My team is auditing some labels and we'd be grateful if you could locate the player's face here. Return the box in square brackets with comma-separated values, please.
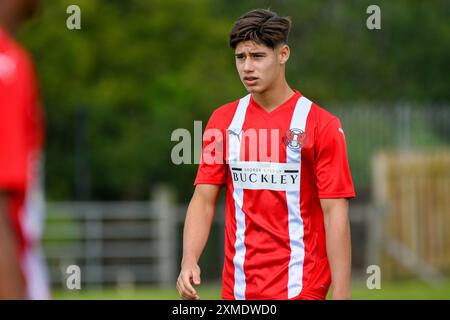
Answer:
[235, 41, 287, 94]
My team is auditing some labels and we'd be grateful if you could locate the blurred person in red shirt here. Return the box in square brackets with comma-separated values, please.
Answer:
[0, 0, 50, 299]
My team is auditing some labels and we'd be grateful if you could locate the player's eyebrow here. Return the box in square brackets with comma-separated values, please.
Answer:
[235, 51, 267, 57]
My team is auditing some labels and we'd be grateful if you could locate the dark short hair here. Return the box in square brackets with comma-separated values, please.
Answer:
[229, 9, 291, 49]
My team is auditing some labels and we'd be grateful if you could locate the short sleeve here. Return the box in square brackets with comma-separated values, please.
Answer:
[315, 117, 355, 199]
[194, 111, 228, 185]
[0, 56, 28, 191]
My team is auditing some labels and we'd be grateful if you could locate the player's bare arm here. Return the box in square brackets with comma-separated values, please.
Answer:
[0, 192, 25, 299]
[321, 198, 352, 300]
[177, 184, 222, 300]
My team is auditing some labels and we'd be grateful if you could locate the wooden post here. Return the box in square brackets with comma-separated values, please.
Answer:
[372, 149, 450, 283]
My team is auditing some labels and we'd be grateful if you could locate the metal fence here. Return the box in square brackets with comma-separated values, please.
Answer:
[332, 105, 450, 200]
[44, 187, 179, 289]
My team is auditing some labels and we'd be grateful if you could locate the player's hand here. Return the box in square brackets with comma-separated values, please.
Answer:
[176, 261, 201, 300]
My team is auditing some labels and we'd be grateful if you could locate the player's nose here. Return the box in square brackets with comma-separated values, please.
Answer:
[243, 58, 254, 72]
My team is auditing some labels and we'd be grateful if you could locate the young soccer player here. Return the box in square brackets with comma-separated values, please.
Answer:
[177, 8, 355, 300]
[0, 0, 50, 299]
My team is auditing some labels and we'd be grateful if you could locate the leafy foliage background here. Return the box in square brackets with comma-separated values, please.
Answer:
[19, 0, 450, 201]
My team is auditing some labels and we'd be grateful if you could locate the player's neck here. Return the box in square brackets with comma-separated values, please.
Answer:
[251, 79, 294, 113]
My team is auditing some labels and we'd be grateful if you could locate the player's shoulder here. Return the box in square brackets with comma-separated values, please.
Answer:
[212, 97, 242, 116]
[308, 99, 338, 123]
[207, 96, 243, 127]
[1, 30, 30, 63]
[306, 97, 340, 131]
[302, 96, 346, 144]
[0, 30, 35, 82]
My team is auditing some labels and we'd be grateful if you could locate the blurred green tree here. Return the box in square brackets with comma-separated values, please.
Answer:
[18, 0, 450, 201]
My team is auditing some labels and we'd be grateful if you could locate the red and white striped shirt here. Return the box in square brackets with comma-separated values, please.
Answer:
[195, 90, 355, 300]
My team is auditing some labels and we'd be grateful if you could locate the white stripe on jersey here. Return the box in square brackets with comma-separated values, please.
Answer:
[23, 153, 50, 299]
[286, 97, 312, 298]
[227, 94, 312, 299]
[228, 94, 250, 300]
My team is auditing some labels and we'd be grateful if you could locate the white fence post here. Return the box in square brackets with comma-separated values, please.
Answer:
[152, 185, 177, 286]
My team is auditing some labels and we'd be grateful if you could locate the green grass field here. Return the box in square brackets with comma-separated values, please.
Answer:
[53, 280, 450, 300]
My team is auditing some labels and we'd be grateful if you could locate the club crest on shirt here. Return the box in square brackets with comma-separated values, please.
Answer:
[283, 128, 306, 150]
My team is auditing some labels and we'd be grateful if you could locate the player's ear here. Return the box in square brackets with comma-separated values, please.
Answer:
[278, 44, 290, 65]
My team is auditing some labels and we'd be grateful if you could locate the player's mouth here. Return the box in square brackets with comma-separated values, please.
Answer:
[243, 76, 259, 86]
